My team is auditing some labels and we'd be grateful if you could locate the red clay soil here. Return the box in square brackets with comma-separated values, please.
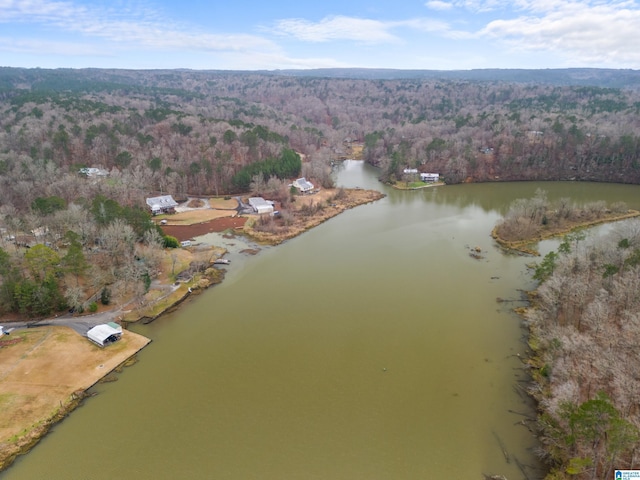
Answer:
[161, 216, 247, 241]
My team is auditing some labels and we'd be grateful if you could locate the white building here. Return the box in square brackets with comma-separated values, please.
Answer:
[146, 195, 178, 215]
[292, 178, 314, 193]
[87, 323, 122, 347]
[420, 173, 440, 182]
[79, 167, 109, 178]
[248, 197, 275, 215]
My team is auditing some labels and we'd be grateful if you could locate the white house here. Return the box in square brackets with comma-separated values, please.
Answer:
[248, 197, 275, 215]
[292, 177, 314, 193]
[87, 322, 122, 347]
[420, 173, 440, 182]
[79, 167, 109, 178]
[146, 195, 178, 215]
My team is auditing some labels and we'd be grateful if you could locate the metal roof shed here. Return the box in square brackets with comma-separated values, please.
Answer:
[87, 323, 122, 347]
[248, 197, 274, 214]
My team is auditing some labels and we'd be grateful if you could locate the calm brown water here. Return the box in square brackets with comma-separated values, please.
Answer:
[5, 162, 640, 479]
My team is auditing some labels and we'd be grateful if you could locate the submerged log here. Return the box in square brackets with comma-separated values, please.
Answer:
[492, 430, 511, 464]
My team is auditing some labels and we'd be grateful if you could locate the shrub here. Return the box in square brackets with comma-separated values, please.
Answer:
[100, 287, 111, 305]
[88, 301, 98, 313]
[163, 235, 179, 248]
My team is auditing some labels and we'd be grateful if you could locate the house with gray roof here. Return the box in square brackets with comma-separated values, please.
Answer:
[146, 195, 178, 215]
[292, 177, 314, 193]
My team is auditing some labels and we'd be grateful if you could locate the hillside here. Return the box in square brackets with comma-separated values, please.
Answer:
[1, 67, 640, 319]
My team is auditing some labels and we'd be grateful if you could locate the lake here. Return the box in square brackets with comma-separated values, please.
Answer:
[6, 161, 640, 479]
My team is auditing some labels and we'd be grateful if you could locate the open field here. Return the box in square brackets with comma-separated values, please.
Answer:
[0, 327, 150, 469]
[159, 208, 238, 226]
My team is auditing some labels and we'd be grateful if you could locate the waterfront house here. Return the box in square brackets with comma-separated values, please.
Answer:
[292, 178, 314, 193]
[420, 173, 440, 182]
[146, 195, 178, 215]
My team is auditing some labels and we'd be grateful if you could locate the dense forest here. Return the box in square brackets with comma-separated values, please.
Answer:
[494, 191, 640, 479]
[528, 220, 640, 480]
[1, 67, 640, 212]
[1, 68, 640, 478]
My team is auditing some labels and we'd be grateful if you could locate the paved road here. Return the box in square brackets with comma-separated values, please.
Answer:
[2, 309, 122, 336]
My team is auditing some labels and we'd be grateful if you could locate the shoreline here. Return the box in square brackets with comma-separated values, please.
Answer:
[390, 181, 445, 190]
[242, 188, 386, 245]
[2, 183, 638, 475]
[491, 209, 640, 255]
[0, 186, 385, 473]
[0, 328, 150, 471]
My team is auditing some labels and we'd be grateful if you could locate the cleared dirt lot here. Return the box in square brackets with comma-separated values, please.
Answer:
[0, 327, 150, 469]
[161, 216, 247, 241]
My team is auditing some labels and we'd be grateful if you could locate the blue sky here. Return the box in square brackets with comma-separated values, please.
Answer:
[1, 0, 639, 70]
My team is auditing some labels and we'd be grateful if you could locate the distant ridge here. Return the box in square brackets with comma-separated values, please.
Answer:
[1, 66, 640, 89]
[263, 68, 640, 88]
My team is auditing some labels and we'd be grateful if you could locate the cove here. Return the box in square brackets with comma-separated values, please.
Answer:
[6, 161, 640, 480]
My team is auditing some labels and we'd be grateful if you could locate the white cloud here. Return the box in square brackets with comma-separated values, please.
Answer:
[481, 2, 640, 66]
[425, 1, 454, 10]
[0, 36, 110, 56]
[272, 14, 478, 43]
[272, 15, 399, 43]
[401, 18, 476, 39]
[0, 0, 279, 54]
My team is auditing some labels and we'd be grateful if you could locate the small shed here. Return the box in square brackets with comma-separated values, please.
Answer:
[146, 195, 178, 215]
[87, 323, 122, 347]
[293, 178, 314, 193]
[248, 197, 275, 215]
[0, 326, 4, 336]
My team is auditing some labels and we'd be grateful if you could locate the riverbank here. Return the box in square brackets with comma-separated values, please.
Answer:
[243, 187, 386, 245]
[390, 181, 445, 190]
[0, 186, 385, 473]
[0, 242, 229, 472]
[491, 209, 640, 255]
[0, 327, 150, 470]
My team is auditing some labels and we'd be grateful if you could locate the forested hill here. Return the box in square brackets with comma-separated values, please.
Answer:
[267, 68, 640, 89]
[1, 66, 640, 212]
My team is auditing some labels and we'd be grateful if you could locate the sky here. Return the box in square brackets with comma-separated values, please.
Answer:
[1, 0, 639, 71]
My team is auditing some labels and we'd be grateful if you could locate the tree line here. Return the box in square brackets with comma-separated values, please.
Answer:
[2, 69, 640, 218]
[0, 194, 171, 317]
[526, 217, 640, 479]
[2, 67, 640, 322]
